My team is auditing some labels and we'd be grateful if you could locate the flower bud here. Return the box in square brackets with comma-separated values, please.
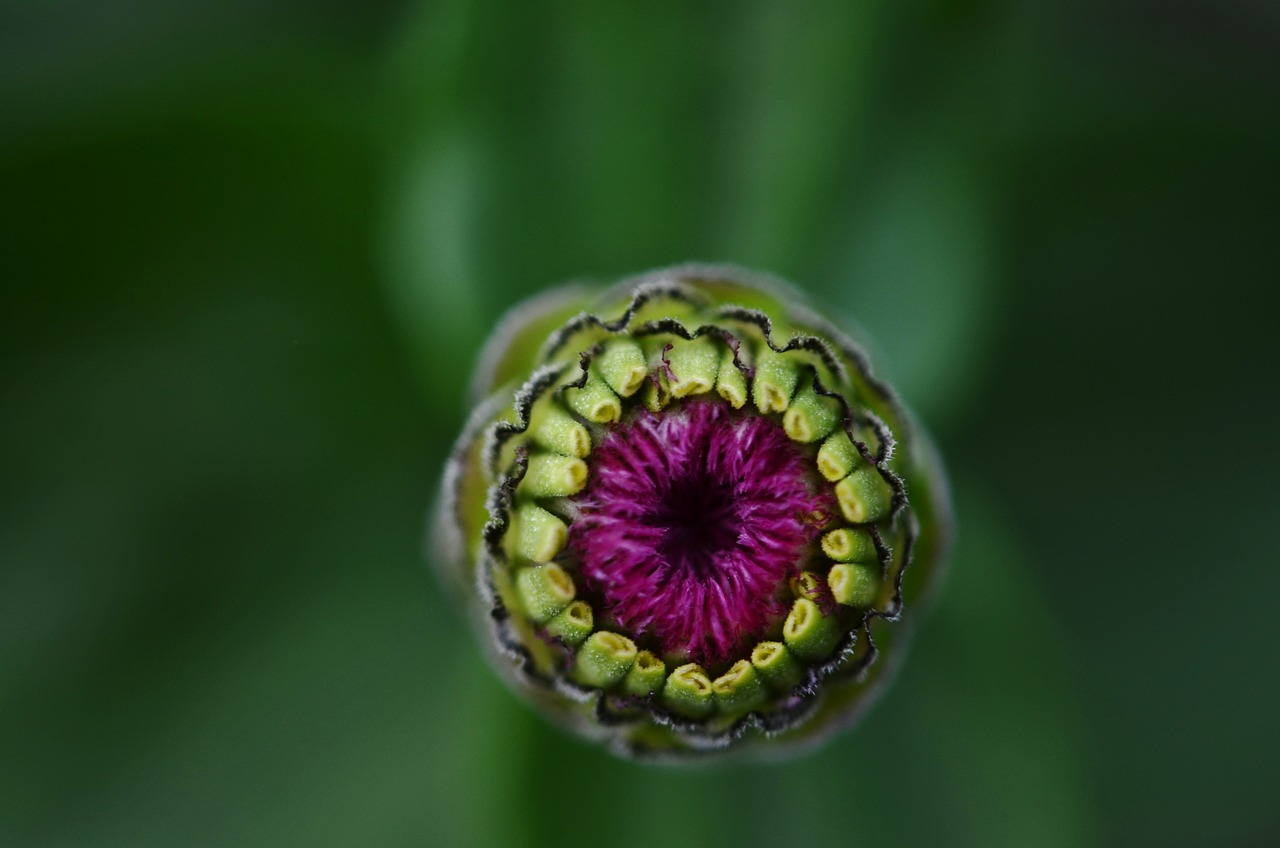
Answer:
[434, 264, 951, 760]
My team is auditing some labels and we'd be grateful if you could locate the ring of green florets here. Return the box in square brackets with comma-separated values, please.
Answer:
[478, 284, 916, 741]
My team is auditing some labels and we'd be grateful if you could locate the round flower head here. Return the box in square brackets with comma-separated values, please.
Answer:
[434, 265, 951, 760]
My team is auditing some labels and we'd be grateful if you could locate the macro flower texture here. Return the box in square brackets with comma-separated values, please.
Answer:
[435, 264, 951, 760]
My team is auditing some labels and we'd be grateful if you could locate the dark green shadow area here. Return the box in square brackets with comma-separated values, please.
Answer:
[3, 0, 1278, 846]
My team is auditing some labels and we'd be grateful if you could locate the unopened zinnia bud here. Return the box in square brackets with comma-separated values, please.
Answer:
[434, 264, 951, 760]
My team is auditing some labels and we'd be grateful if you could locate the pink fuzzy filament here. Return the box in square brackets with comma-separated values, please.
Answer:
[570, 400, 828, 665]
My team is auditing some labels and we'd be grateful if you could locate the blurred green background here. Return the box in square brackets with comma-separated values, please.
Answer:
[4, 1, 1278, 846]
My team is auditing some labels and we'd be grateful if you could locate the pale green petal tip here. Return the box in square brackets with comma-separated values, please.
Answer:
[666, 336, 721, 398]
[514, 503, 568, 563]
[621, 650, 667, 698]
[596, 338, 648, 398]
[573, 632, 637, 688]
[530, 403, 592, 458]
[751, 348, 800, 413]
[783, 380, 841, 442]
[816, 429, 861, 481]
[641, 368, 671, 412]
[835, 467, 893, 523]
[712, 660, 766, 714]
[790, 570, 825, 601]
[515, 563, 576, 624]
[661, 664, 715, 719]
[519, 453, 589, 499]
[545, 600, 593, 646]
[565, 372, 622, 424]
[783, 598, 841, 663]
[821, 527, 878, 563]
[829, 563, 878, 608]
[714, 345, 749, 409]
[750, 641, 804, 692]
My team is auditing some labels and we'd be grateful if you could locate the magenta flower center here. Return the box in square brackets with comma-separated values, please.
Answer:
[569, 400, 828, 666]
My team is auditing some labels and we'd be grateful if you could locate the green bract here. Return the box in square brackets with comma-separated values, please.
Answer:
[434, 264, 951, 761]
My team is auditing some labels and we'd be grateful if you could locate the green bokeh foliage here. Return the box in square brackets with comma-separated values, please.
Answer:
[3, 1, 1278, 846]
